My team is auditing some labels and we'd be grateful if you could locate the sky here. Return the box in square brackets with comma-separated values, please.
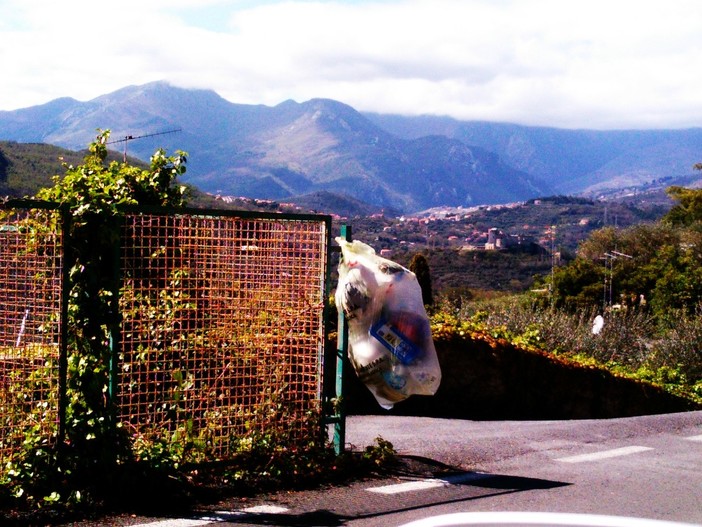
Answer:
[1, 0, 701, 130]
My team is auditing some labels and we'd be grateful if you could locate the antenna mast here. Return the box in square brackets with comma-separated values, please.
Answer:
[107, 128, 182, 162]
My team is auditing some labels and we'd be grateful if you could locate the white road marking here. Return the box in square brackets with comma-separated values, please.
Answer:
[132, 505, 291, 527]
[398, 511, 699, 527]
[129, 520, 211, 527]
[368, 479, 447, 494]
[556, 445, 653, 463]
[367, 472, 492, 495]
[240, 505, 289, 514]
[685, 434, 702, 442]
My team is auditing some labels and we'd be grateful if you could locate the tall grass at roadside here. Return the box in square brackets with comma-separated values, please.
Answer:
[434, 293, 702, 403]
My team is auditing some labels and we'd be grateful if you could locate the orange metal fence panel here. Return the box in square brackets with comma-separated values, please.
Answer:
[0, 204, 332, 469]
[0, 208, 62, 469]
[118, 212, 330, 460]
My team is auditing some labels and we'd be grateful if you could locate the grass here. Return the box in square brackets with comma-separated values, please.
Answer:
[432, 293, 702, 405]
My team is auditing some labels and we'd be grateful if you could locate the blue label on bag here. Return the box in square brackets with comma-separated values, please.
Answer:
[370, 318, 421, 365]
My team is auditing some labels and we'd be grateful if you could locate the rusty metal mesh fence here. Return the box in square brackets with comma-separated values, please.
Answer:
[118, 212, 330, 460]
[0, 207, 63, 469]
[0, 204, 332, 470]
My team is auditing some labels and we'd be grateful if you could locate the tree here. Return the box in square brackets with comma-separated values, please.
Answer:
[409, 253, 433, 306]
[548, 212, 702, 321]
[550, 257, 603, 310]
[663, 185, 702, 227]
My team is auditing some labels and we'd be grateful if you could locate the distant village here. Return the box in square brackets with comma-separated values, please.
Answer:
[358, 203, 563, 261]
[215, 194, 602, 260]
[209, 194, 636, 293]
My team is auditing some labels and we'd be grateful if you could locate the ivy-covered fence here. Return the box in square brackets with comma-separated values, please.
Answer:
[0, 204, 65, 474]
[0, 200, 336, 478]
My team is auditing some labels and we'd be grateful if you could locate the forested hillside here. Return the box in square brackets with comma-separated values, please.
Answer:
[0, 141, 234, 209]
[0, 142, 86, 197]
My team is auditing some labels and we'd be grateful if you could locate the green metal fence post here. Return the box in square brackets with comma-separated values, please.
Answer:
[334, 224, 352, 454]
[107, 218, 122, 423]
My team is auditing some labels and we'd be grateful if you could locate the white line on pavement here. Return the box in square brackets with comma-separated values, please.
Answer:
[368, 479, 446, 494]
[132, 505, 291, 527]
[555, 445, 654, 463]
[367, 472, 493, 495]
[240, 505, 289, 514]
[685, 434, 702, 442]
[129, 520, 212, 527]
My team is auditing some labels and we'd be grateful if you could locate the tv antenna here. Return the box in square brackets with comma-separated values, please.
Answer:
[601, 250, 633, 309]
[107, 128, 182, 162]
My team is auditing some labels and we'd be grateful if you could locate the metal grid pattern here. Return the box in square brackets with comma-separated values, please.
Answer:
[119, 212, 329, 460]
[0, 208, 62, 468]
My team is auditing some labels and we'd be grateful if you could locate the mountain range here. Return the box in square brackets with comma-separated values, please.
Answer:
[1, 81, 701, 213]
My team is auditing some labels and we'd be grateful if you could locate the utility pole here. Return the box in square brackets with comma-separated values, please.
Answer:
[549, 225, 556, 309]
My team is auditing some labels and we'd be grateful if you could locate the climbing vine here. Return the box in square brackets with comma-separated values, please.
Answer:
[3, 131, 188, 507]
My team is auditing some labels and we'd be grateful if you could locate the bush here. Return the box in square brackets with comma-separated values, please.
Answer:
[647, 307, 702, 383]
[437, 290, 700, 403]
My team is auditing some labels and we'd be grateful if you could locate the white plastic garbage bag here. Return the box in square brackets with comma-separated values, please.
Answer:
[335, 238, 442, 409]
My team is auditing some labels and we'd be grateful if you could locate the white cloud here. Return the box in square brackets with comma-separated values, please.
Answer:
[1, 0, 702, 129]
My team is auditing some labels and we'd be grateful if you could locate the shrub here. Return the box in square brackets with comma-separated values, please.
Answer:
[437, 289, 699, 402]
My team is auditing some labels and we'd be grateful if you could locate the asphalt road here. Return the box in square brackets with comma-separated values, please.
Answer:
[343, 411, 702, 526]
[70, 411, 702, 526]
